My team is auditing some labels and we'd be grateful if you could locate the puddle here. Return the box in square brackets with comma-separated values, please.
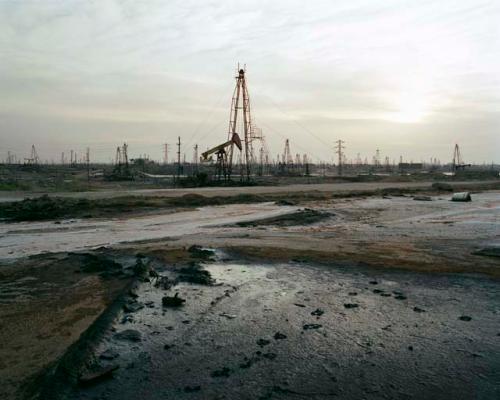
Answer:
[0, 203, 297, 260]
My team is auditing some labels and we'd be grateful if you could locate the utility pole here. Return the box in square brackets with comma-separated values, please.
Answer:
[163, 143, 168, 165]
[176, 136, 181, 180]
[335, 139, 345, 176]
[193, 144, 198, 174]
[86, 147, 90, 184]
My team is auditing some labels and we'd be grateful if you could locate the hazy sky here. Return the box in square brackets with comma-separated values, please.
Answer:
[1, 0, 499, 163]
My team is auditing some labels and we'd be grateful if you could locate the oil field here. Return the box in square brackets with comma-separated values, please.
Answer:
[1, 2, 500, 400]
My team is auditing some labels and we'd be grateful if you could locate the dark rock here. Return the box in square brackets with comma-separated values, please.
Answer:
[177, 263, 215, 285]
[348, 292, 358, 296]
[114, 329, 142, 342]
[394, 295, 407, 300]
[211, 367, 232, 378]
[413, 195, 432, 201]
[184, 386, 201, 393]
[293, 303, 306, 307]
[408, 346, 414, 351]
[413, 307, 426, 313]
[373, 289, 384, 294]
[472, 247, 500, 258]
[311, 308, 324, 316]
[263, 352, 277, 360]
[123, 301, 144, 313]
[79, 365, 119, 385]
[274, 332, 287, 340]
[369, 281, 378, 285]
[99, 349, 119, 360]
[257, 338, 271, 347]
[303, 324, 322, 330]
[344, 303, 359, 309]
[162, 293, 186, 307]
[380, 293, 391, 297]
[459, 315, 472, 321]
[188, 245, 214, 259]
[163, 344, 174, 350]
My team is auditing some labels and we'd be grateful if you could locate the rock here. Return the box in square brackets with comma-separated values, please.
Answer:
[348, 292, 358, 296]
[123, 301, 144, 313]
[114, 329, 142, 342]
[79, 365, 119, 385]
[293, 303, 306, 307]
[263, 352, 277, 360]
[188, 245, 214, 259]
[408, 346, 414, 351]
[413, 307, 426, 313]
[472, 247, 500, 258]
[394, 295, 407, 300]
[177, 263, 215, 285]
[413, 195, 432, 201]
[459, 315, 472, 321]
[162, 293, 186, 307]
[220, 312, 237, 319]
[311, 308, 324, 316]
[184, 386, 201, 393]
[276, 199, 296, 206]
[373, 289, 384, 294]
[163, 344, 174, 350]
[99, 349, 119, 360]
[303, 324, 322, 330]
[121, 315, 134, 324]
[274, 332, 287, 340]
[380, 293, 391, 297]
[344, 303, 359, 309]
[257, 338, 271, 347]
[369, 281, 378, 285]
[211, 367, 232, 378]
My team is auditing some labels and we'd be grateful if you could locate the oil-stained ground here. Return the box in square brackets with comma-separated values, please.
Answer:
[0, 186, 499, 399]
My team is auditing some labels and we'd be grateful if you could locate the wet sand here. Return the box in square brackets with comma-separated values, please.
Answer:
[71, 254, 500, 400]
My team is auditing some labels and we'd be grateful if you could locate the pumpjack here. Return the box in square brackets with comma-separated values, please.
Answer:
[201, 132, 242, 181]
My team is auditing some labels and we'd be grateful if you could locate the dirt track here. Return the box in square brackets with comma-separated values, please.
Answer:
[0, 180, 498, 202]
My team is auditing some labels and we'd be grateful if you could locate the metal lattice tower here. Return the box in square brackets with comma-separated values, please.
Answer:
[335, 139, 345, 176]
[228, 66, 260, 180]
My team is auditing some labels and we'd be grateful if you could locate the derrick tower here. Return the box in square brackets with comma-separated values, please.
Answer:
[228, 66, 261, 180]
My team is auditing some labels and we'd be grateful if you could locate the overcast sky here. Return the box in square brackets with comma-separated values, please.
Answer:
[1, 0, 499, 163]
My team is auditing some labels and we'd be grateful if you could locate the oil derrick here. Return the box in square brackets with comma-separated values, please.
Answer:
[295, 154, 301, 166]
[452, 143, 471, 172]
[24, 145, 39, 165]
[373, 149, 381, 167]
[283, 139, 293, 164]
[227, 66, 260, 180]
[303, 154, 310, 176]
[113, 143, 130, 178]
[384, 156, 391, 172]
[335, 140, 345, 176]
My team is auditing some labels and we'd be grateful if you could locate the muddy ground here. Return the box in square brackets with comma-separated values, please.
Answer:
[0, 185, 499, 399]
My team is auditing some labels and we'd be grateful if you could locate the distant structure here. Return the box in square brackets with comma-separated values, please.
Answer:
[452, 143, 471, 172]
[24, 145, 39, 165]
[335, 139, 345, 176]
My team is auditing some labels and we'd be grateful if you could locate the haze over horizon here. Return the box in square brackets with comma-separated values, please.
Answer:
[1, 0, 499, 164]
